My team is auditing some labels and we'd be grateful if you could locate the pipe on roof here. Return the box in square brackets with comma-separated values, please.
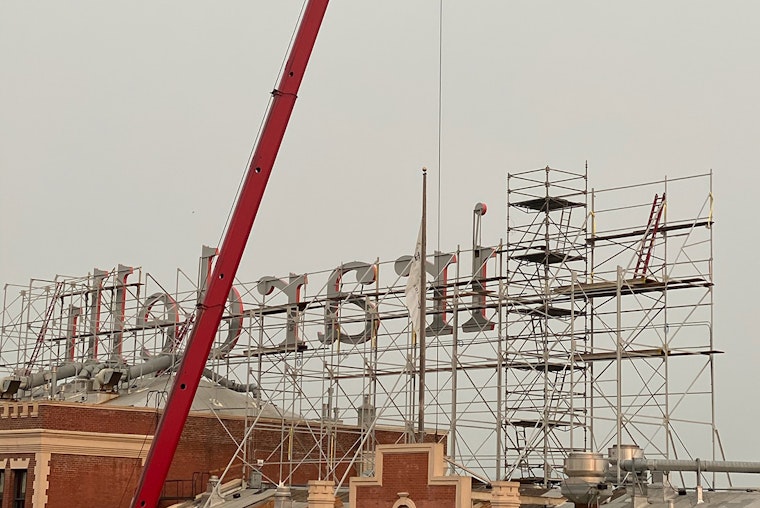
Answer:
[0, 361, 85, 397]
[0, 355, 176, 398]
[202, 368, 259, 397]
[0, 355, 258, 399]
[620, 458, 760, 474]
[126, 355, 174, 380]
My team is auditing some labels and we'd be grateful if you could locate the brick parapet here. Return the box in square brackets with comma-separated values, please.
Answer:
[350, 443, 470, 508]
[0, 401, 409, 508]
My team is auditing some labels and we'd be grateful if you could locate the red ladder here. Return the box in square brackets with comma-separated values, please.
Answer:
[24, 281, 65, 376]
[634, 193, 666, 279]
[169, 312, 195, 353]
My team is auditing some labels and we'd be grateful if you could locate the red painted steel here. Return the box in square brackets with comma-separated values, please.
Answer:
[641, 193, 666, 277]
[25, 281, 64, 375]
[130, 2, 329, 506]
[634, 193, 666, 279]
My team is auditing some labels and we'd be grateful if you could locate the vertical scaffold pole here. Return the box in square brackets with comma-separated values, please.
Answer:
[417, 168, 428, 442]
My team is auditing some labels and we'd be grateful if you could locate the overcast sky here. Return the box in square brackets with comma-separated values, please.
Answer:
[2, 1, 759, 465]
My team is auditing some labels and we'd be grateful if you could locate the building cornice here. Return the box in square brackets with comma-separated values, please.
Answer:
[0, 428, 153, 459]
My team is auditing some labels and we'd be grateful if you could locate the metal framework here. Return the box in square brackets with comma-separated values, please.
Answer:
[504, 166, 589, 483]
[586, 172, 719, 485]
[0, 169, 721, 496]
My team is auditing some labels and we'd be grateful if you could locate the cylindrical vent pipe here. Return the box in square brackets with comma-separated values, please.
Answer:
[125, 355, 173, 380]
[1, 355, 259, 399]
[0, 362, 85, 397]
[0, 355, 175, 398]
[620, 459, 760, 474]
[202, 368, 259, 397]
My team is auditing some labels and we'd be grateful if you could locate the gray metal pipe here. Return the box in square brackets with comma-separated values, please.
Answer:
[620, 458, 760, 474]
[1, 361, 84, 398]
[202, 368, 259, 397]
[18, 361, 84, 391]
[1, 355, 176, 398]
[1, 355, 257, 399]
[78, 363, 104, 379]
[126, 355, 174, 380]
[125, 357, 259, 396]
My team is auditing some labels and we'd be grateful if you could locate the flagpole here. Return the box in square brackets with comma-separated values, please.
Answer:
[418, 167, 428, 442]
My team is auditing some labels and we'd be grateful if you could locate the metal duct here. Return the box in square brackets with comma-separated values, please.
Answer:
[126, 358, 260, 397]
[126, 355, 174, 380]
[202, 368, 259, 397]
[0, 355, 176, 398]
[0, 355, 257, 398]
[78, 363, 104, 380]
[0, 362, 85, 397]
[620, 458, 760, 474]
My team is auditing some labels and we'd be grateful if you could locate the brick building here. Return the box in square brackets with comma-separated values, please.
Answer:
[350, 443, 472, 508]
[0, 401, 410, 508]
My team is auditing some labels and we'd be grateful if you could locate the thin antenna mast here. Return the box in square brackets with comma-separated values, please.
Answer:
[417, 167, 428, 442]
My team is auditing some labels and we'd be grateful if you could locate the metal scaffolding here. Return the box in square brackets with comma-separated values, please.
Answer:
[504, 166, 589, 484]
[0, 168, 720, 492]
[585, 172, 719, 484]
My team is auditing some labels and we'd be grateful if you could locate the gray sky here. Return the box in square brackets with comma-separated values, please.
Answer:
[2, 1, 759, 464]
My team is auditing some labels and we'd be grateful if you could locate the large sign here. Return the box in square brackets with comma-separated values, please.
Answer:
[57, 241, 497, 363]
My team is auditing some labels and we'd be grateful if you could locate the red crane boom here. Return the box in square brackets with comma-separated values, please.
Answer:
[131, 2, 329, 506]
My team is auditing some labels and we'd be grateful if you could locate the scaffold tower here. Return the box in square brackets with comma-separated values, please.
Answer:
[504, 166, 589, 484]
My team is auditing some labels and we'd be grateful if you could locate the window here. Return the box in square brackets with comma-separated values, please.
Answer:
[0, 469, 5, 503]
[13, 470, 26, 508]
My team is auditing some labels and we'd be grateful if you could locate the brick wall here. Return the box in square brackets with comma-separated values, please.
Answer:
[0, 402, 412, 508]
[46, 454, 142, 508]
[353, 452, 456, 508]
[0, 454, 36, 508]
[0, 402, 156, 435]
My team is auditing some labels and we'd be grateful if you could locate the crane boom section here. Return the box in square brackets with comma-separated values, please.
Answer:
[131, 2, 329, 506]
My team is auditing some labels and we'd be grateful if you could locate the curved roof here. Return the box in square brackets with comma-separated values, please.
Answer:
[101, 373, 296, 420]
